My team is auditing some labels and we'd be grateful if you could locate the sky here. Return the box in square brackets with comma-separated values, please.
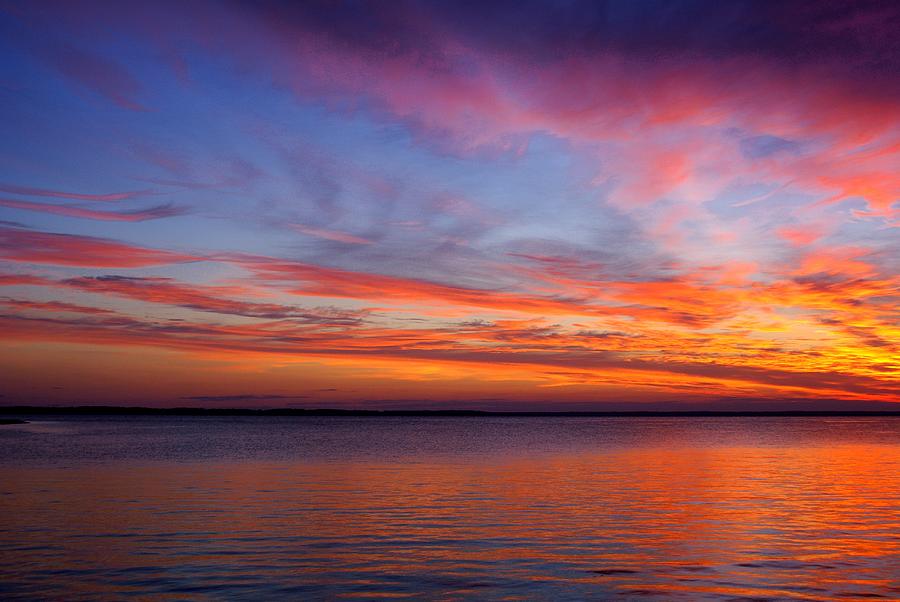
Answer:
[0, 0, 897, 409]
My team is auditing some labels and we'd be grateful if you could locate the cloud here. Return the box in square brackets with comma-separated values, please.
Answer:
[0, 198, 187, 221]
[0, 297, 115, 315]
[41, 42, 147, 111]
[776, 224, 829, 247]
[234, 255, 607, 317]
[1, 309, 897, 401]
[63, 275, 368, 324]
[180, 394, 310, 402]
[0, 226, 196, 267]
[288, 224, 373, 245]
[0, 183, 153, 201]
[0, 273, 51, 286]
[740, 135, 800, 160]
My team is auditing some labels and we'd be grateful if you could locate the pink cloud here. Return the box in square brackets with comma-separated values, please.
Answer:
[0, 198, 185, 221]
[288, 224, 372, 245]
[0, 226, 196, 267]
[0, 297, 115, 315]
[0, 183, 153, 201]
[777, 225, 829, 247]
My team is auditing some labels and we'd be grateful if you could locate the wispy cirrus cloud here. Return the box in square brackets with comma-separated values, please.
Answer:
[288, 224, 373, 245]
[41, 42, 148, 111]
[0, 198, 186, 221]
[63, 275, 367, 324]
[0, 183, 154, 201]
[0, 226, 196, 267]
[0, 297, 115, 315]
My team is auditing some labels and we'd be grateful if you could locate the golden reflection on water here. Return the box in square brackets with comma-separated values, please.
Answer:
[1, 420, 899, 599]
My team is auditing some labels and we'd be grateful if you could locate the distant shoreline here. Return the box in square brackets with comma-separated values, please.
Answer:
[1, 406, 899, 418]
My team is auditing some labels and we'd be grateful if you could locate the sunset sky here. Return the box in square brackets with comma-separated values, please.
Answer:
[0, 1, 897, 409]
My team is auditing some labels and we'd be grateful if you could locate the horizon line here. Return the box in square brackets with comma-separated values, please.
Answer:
[3, 405, 900, 418]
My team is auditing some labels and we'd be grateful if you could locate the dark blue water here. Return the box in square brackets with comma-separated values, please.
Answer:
[1, 416, 899, 599]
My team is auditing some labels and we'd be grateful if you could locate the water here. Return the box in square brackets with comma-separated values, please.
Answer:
[1, 416, 898, 600]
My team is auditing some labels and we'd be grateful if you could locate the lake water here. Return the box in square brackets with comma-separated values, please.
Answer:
[1, 416, 898, 600]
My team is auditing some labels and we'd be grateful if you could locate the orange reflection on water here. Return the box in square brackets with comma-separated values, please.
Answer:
[1, 421, 899, 599]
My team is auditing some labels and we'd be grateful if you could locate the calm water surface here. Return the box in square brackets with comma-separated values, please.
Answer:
[0, 416, 898, 600]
